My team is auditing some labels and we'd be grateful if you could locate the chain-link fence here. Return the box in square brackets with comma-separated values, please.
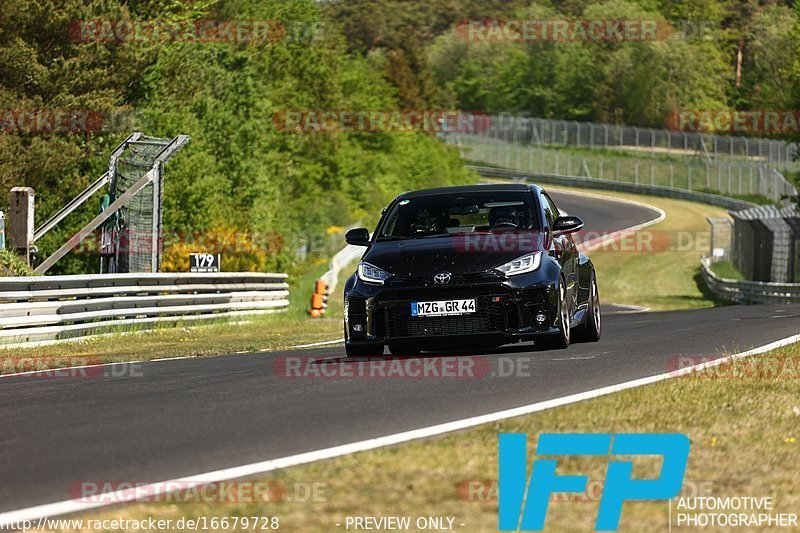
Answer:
[707, 218, 733, 261]
[102, 135, 188, 273]
[730, 205, 800, 283]
[445, 117, 798, 205]
[109, 138, 161, 272]
[465, 115, 798, 170]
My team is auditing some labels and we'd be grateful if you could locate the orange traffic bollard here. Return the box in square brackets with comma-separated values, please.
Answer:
[309, 278, 329, 317]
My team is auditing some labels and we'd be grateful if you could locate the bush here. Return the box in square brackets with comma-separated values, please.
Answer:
[0, 249, 35, 276]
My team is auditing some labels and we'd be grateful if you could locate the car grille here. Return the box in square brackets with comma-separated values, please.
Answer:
[386, 271, 502, 287]
[383, 297, 506, 338]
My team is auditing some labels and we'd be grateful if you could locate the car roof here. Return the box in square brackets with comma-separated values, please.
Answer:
[397, 183, 543, 199]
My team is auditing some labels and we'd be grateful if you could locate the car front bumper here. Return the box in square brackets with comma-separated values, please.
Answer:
[344, 272, 560, 346]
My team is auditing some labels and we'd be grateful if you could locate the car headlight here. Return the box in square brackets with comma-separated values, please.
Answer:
[495, 252, 542, 276]
[358, 261, 392, 285]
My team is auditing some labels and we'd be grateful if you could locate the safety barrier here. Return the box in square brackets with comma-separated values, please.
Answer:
[701, 257, 800, 304]
[0, 272, 289, 346]
[309, 238, 366, 317]
[470, 166, 757, 211]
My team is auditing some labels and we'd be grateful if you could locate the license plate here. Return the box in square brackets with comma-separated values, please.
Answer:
[411, 299, 476, 317]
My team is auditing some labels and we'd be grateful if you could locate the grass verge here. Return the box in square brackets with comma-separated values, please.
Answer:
[708, 260, 745, 280]
[460, 140, 778, 205]
[48, 342, 800, 532]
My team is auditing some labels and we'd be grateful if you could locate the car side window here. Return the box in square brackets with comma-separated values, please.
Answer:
[540, 193, 557, 228]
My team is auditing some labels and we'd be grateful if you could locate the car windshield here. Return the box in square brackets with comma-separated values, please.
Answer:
[377, 191, 540, 240]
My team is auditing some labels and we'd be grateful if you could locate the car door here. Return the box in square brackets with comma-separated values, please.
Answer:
[541, 192, 578, 311]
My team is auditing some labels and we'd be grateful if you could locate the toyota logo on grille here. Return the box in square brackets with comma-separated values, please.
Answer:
[433, 272, 452, 284]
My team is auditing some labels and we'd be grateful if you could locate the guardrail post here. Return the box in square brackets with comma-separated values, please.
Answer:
[8, 187, 35, 265]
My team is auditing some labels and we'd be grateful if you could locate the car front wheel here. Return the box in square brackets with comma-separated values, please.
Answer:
[574, 274, 601, 342]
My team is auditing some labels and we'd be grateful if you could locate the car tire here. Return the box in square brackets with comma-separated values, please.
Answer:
[388, 343, 422, 356]
[574, 274, 601, 343]
[345, 343, 384, 357]
[536, 279, 570, 350]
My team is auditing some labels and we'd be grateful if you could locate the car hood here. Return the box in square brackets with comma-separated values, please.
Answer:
[362, 233, 545, 277]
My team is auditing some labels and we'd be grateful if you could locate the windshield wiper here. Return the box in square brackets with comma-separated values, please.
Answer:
[376, 236, 413, 241]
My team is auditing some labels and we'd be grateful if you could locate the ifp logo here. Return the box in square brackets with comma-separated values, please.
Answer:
[498, 433, 690, 531]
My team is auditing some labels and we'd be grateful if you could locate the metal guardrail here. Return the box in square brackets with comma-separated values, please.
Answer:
[320, 244, 364, 292]
[0, 272, 289, 346]
[470, 166, 758, 211]
[701, 257, 800, 304]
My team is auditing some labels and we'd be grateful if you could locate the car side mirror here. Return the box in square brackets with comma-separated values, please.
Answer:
[552, 216, 584, 235]
[345, 228, 371, 246]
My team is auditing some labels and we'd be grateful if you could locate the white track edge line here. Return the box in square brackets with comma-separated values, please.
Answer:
[2, 332, 798, 526]
[291, 339, 346, 348]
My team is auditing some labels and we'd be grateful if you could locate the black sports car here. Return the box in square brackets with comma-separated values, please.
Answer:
[342, 183, 601, 356]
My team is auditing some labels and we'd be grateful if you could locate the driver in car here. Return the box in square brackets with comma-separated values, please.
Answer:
[488, 205, 523, 229]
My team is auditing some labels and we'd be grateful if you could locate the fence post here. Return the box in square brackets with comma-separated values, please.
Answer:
[512, 117, 518, 169]
[738, 166, 742, 194]
[588, 123, 593, 149]
[713, 136, 718, 164]
[8, 187, 35, 266]
[650, 128, 656, 158]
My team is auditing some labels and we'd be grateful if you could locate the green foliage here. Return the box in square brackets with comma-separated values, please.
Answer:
[3, 0, 800, 273]
[0, 0, 473, 274]
[425, 0, 733, 124]
[0, 248, 34, 276]
[709, 260, 744, 280]
[328, 0, 798, 130]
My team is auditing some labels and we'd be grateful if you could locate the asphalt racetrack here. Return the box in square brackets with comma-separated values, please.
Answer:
[2, 190, 798, 517]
